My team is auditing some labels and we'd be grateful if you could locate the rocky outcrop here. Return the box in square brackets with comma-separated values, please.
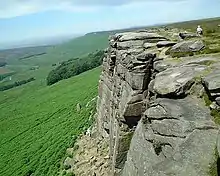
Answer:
[202, 70, 220, 98]
[96, 29, 220, 176]
[123, 98, 218, 176]
[170, 40, 205, 53]
[97, 31, 163, 174]
[179, 32, 200, 39]
[153, 65, 206, 96]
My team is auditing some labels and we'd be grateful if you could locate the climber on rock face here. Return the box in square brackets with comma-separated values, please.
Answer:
[197, 25, 203, 35]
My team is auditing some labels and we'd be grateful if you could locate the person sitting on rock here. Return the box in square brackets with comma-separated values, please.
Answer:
[197, 25, 203, 35]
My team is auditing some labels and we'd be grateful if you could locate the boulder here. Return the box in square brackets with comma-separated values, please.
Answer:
[135, 52, 156, 62]
[143, 42, 156, 49]
[122, 98, 218, 176]
[64, 157, 74, 169]
[189, 40, 205, 51]
[181, 56, 218, 66]
[153, 61, 171, 72]
[179, 32, 200, 39]
[170, 40, 205, 53]
[153, 65, 206, 96]
[117, 40, 144, 50]
[116, 32, 166, 42]
[66, 148, 74, 156]
[156, 41, 177, 48]
[202, 69, 220, 97]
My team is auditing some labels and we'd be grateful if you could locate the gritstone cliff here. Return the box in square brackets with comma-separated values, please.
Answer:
[96, 29, 220, 176]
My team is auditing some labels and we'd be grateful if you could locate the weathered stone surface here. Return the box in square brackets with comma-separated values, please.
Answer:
[96, 30, 219, 176]
[122, 98, 218, 176]
[202, 69, 220, 97]
[153, 65, 206, 96]
[154, 129, 218, 176]
[179, 32, 200, 39]
[181, 56, 218, 66]
[64, 157, 74, 168]
[125, 71, 150, 90]
[135, 52, 156, 62]
[66, 148, 74, 156]
[143, 42, 156, 49]
[116, 32, 166, 42]
[117, 40, 144, 50]
[157, 41, 177, 48]
[216, 97, 220, 106]
[189, 40, 205, 51]
[124, 101, 143, 117]
[153, 61, 171, 72]
[170, 40, 205, 53]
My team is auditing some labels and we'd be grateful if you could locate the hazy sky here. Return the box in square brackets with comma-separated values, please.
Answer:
[0, 0, 220, 44]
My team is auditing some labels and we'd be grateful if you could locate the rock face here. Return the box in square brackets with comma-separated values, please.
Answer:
[179, 32, 200, 39]
[202, 70, 220, 97]
[153, 65, 206, 96]
[157, 41, 177, 48]
[96, 29, 220, 176]
[170, 40, 205, 53]
[122, 98, 218, 176]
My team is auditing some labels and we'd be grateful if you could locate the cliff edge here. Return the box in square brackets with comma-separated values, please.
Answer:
[96, 29, 220, 176]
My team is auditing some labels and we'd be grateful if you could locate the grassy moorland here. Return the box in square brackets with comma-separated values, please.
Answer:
[0, 32, 108, 176]
[0, 67, 100, 176]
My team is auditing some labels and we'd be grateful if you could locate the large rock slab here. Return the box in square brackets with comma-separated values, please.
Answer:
[154, 128, 218, 176]
[202, 69, 220, 97]
[153, 65, 206, 96]
[170, 40, 205, 53]
[122, 97, 218, 176]
[157, 41, 177, 48]
[181, 56, 218, 66]
[153, 60, 172, 72]
[116, 32, 166, 42]
[179, 32, 200, 39]
[143, 42, 156, 49]
[117, 40, 144, 50]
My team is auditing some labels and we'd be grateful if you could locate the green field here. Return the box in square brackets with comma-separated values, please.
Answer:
[0, 33, 108, 85]
[1, 17, 220, 176]
[0, 32, 107, 176]
[0, 67, 101, 176]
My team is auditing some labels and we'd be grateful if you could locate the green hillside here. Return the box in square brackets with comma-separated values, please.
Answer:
[0, 33, 108, 85]
[1, 16, 220, 176]
[0, 67, 101, 176]
[0, 32, 108, 176]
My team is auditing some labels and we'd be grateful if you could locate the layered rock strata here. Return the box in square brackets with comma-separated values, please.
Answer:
[96, 30, 220, 176]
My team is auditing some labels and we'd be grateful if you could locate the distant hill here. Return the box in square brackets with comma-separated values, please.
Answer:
[0, 46, 52, 61]
[0, 34, 81, 50]
[0, 31, 109, 86]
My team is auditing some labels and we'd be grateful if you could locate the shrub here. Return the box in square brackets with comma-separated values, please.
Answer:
[0, 77, 35, 91]
[47, 50, 104, 85]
